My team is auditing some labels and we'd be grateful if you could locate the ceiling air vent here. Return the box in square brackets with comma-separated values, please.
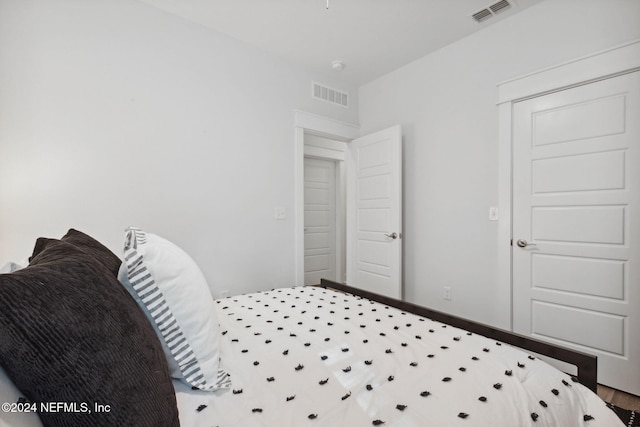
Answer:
[472, 0, 513, 23]
[312, 81, 349, 108]
[490, 0, 512, 13]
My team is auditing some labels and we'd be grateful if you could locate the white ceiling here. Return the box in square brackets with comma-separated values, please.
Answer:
[137, 0, 544, 86]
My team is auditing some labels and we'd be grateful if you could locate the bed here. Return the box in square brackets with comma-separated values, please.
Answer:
[0, 228, 625, 426]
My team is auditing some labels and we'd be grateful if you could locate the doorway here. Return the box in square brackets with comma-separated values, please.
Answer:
[294, 111, 403, 297]
[303, 134, 347, 285]
[294, 110, 359, 286]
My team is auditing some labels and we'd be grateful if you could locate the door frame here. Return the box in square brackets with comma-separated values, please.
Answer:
[294, 110, 360, 286]
[497, 39, 640, 330]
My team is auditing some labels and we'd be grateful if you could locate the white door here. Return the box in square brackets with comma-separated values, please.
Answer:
[512, 71, 640, 395]
[347, 125, 402, 299]
[304, 157, 337, 285]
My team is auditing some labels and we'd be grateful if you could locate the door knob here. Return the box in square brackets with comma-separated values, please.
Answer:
[516, 239, 536, 248]
[384, 232, 398, 239]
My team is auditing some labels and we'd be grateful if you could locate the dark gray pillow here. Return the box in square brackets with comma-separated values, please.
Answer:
[0, 238, 180, 427]
[30, 229, 122, 277]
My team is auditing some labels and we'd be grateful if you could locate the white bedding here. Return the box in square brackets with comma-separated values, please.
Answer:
[188, 286, 622, 426]
[0, 286, 624, 426]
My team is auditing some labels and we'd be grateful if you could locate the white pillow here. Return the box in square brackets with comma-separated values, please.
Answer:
[0, 259, 28, 274]
[118, 227, 230, 391]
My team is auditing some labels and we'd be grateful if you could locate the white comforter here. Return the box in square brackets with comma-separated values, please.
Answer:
[180, 286, 623, 427]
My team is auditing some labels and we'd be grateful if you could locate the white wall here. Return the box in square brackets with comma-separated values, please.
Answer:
[0, 0, 358, 297]
[359, 0, 640, 328]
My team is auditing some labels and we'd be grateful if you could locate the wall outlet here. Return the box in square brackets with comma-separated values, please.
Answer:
[275, 207, 286, 220]
[443, 286, 452, 301]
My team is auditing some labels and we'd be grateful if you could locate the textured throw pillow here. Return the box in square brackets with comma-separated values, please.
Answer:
[29, 229, 122, 277]
[62, 228, 122, 276]
[0, 238, 180, 427]
[118, 227, 231, 391]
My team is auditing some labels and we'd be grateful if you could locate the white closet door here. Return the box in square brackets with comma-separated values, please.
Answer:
[512, 71, 640, 395]
[304, 157, 337, 285]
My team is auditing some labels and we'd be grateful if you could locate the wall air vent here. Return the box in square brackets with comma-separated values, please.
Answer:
[312, 81, 349, 108]
[472, 0, 513, 23]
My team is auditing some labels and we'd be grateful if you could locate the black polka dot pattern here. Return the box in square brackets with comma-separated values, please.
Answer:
[183, 287, 623, 426]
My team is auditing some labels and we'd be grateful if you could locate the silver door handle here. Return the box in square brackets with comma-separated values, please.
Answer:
[516, 239, 536, 248]
[384, 232, 398, 239]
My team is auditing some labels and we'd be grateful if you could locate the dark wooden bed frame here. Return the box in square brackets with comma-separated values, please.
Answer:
[318, 279, 598, 393]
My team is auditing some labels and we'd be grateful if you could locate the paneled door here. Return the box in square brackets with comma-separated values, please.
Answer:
[347, 125, 402, 299]
[304, 157, 337, 285]
[512, 71, 640, 394]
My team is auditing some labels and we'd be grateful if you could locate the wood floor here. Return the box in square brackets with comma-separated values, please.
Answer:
[598, 384, 640, 412]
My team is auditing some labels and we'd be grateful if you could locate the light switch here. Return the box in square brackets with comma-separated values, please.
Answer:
[489, 206, 499, 221]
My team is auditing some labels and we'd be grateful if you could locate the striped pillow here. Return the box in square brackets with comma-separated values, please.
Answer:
[118, 227, 231, 391]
